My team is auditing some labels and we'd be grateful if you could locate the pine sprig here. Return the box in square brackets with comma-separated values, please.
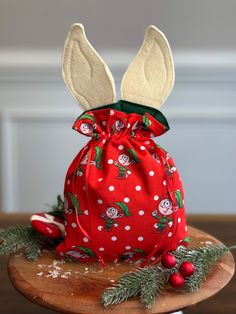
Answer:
[0, 225, 41, 260]
[0, 195, 65, 261]
[102, 243, 231, 309]
[0, 225, 56, 261]
[139, 268, 167, 308]
[46, 195, 65, 220]
[174, 244, 229, 292]
[102, 265, 168, 308]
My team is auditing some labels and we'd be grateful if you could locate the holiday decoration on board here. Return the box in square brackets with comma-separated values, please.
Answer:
[0, 23, 235, 311]
[102, 244, 236, 308]
[0, 196, 64, 260]
[49, 23, 189, 265]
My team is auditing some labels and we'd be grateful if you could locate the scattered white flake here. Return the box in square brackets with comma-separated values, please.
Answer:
[150, 133, 155, 138]
[168, 221, 173, 227]
[83, 271, 89, 274]
[54, 266, 62, 270]
[138, 236, 144, 241]
[46, 270, 61, 278]
[114, 223, 118, 227]
[135, 185, 141, 191]
[110, 279, 115, 283]
[201, 240, 213, 245]
[127, 123, 131, 128]
[185, 226, 188, 232]
[71, 223, 77, 228]
[145, 140, 151, 144]
[82, 185, 86, 191]
[168, 232, 172, 237]
[125, 225, 131, 231]
[98, 177, 103, 182]
[107, 159, 113, 164]
[124, 197, 130, 203]
[98, 225, 103, 231]
[154, 195, 159, 201]
[154, 223, 158, 228]
[149, 171, 155, 176]
[110, 110, 114, 115]
[111, 236, 117, 241]
[99, 247, 105, 251]
[140, 146, 146, 150]
[102, 121, 107, 126]
[84, 209, 89, 215]
[85, 267, 89, 271]
[97, 199, 103, 204]
[16, 252, 23, 256]
[83, 237, 89, 243]
[70, 292, 74, 296]
[36, 271, 43, 276]
[163, 180, 167, 186]
[178, 217, 181, 223]
[150, 257, 156, 261]
[109, 186, 115, 191]
[138, 210, 144, 215]
[102, 139, 106, 144]
[125, 246, 131, 250]
[118, 145, 124, 150]
[61, 274, 69, 279]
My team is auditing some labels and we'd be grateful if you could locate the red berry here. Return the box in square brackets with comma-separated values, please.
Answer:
[169, 272, 185, 288]
[179, 261, 195, 277]
[161, 253, 177, 269]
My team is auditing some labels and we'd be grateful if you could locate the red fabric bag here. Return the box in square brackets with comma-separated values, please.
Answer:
[56, 101, 188, 265]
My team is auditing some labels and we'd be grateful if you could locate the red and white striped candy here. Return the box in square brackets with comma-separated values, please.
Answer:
[31, 212, 65, 239]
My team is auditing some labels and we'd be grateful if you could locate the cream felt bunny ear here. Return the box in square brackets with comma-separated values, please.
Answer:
[62, 23, 116, 111]
[121, 25, 175, 109]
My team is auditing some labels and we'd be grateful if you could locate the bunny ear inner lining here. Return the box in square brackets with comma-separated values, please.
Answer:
[120, 25, 175, 109]
[62, 23, 116, 111]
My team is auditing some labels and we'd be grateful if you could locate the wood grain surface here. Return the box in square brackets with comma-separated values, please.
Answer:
[7, 226, 235, 314]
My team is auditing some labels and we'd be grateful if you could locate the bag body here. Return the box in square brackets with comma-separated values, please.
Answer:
[56, 101, 188, 263]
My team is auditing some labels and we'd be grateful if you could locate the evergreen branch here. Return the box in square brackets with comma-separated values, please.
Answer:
[102, 269, 142, 305]
[102, 266, 168, 308]
[102, 243, 231, 309]
[139, 267, 167, 308]
[46, 195, 65, 219]
[173, 244, 229, 292]
[0, 225, 56, 261]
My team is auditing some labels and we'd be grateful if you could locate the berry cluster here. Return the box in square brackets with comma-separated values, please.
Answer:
[161, 252, 195, 288]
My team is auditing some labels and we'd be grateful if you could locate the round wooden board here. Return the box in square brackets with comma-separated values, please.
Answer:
[8, 226, 235, 314]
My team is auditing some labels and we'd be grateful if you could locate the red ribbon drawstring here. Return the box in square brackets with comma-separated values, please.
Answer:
[141, 141, 179, 267]
[71, 138, 106, 268]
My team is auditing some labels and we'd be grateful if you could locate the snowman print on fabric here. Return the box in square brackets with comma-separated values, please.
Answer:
[152, 199, 173, 233]
[114, 148, 140, 179]
[101, 202, 131, 231]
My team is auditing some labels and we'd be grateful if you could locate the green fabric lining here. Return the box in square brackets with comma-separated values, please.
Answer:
[85, 100, 170, 130]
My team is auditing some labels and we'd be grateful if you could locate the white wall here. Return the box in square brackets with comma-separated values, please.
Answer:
[0, 0, 236, 214]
